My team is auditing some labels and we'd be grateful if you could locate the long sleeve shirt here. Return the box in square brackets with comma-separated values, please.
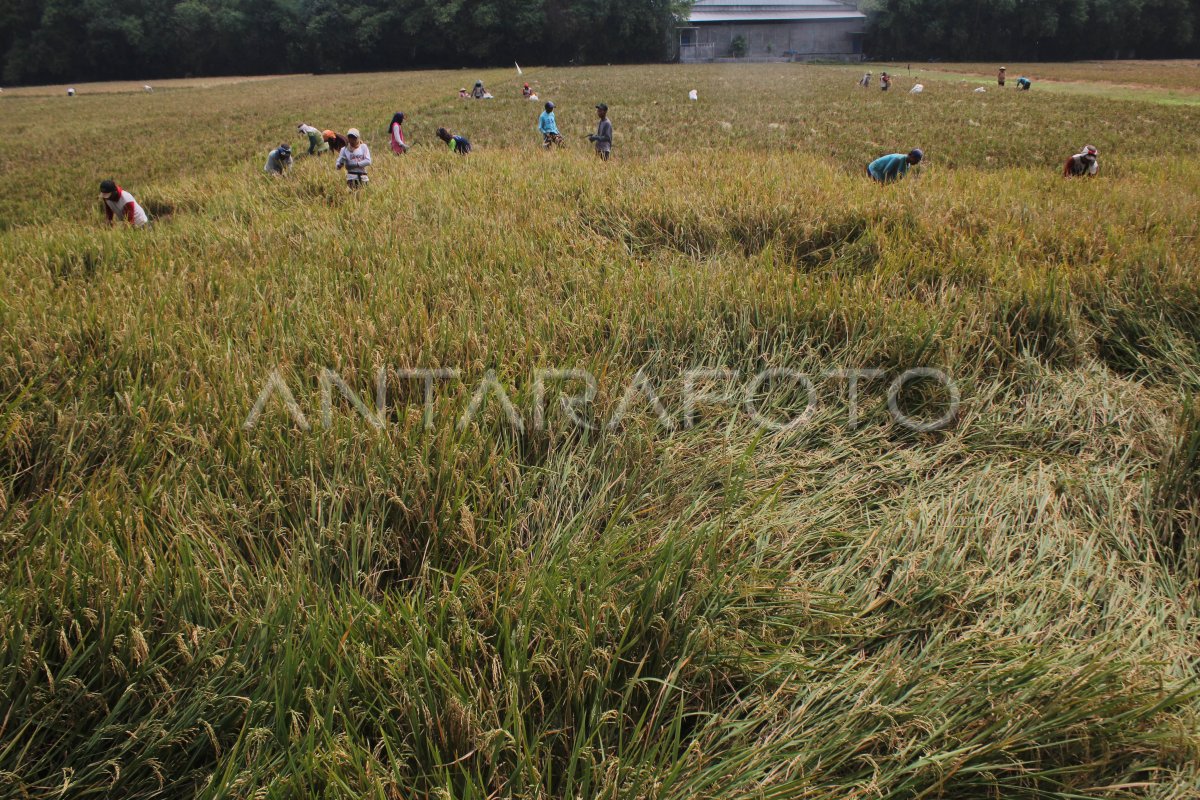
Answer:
[538, 111, 558, 136]
[1064, 154, 1099, 177]
[335, 143, 372, 174]
[867, 153, 911, 183]
[264, 148, 292, 174]
[390, 123, 407, 153]
[593, 117, 612, 152]
[103, 189, 148, 226]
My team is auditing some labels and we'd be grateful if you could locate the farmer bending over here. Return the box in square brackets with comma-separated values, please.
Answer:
[99, 180, 149, 227]
[1063, 145, 1099, 177]
[867, 149, 923, 183]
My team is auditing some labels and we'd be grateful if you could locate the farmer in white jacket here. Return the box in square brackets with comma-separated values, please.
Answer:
[334, 128, 372, 189]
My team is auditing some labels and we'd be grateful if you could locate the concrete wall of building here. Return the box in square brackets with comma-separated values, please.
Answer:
[692, 20, 863, 59]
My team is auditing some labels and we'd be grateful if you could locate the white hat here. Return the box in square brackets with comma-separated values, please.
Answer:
[347, 128, 361, 138]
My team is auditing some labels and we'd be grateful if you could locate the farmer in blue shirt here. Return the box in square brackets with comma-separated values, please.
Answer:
[539, 101, 562, 149]
[867, 149, 923, 183]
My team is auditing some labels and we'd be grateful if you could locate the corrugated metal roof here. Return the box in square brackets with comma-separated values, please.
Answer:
[692, 0, 856, 7]
[690, 9, 866, 23]
[688, 1, 865, 23]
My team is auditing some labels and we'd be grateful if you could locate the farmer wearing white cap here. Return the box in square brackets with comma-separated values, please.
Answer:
[298, 123, 327, 155]
[1063, 145, 1099, 177]
[335, 128, 372, 188]
[99, 180, 148, 227]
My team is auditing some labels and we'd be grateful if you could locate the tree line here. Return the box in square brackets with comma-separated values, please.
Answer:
[865, 0, 1200, 61]
[0, 0, 688, 85]
[2, 0, 1198, 86]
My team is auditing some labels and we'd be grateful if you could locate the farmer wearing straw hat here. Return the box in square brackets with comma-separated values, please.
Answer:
[335, 128, 372, 188]
[998, 67, 1006, 87]
[99, 180, 149, 227]
[1063, 145, 1099, 177]
[866, 149, 923, 183]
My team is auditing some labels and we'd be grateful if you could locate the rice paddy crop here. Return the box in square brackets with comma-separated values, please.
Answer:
[1, 63, 1199, 799]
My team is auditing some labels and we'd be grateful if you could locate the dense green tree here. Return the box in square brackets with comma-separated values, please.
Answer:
[1, 0, 1197, 84]
[0, 0, 688, 84]
[867, 0, 1199, 60]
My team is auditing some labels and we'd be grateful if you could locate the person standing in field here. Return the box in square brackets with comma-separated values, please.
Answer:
[858, 71, 872, 88]
[264, 143, 293, 175]
[99, 180, 149, 227]
[539, 101, 562, 148]
[472, 80, 489, 99]
[335, 128, 371, 188]
[298, 123, 327, 155]
[998, 67, 1006, 87]
[1016, 76, 1031, 90]
[588, 103, 612, 161]
[880, 72, 891, 91]
[436, 127, 472, 155]
[323, 129, 347, 154]
[866, 149, 923, 183]
[1063, 145, 1099, 177]
[388, 112, 409, 154]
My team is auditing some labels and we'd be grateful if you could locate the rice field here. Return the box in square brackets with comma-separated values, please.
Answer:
[1, 63, 1199, 799]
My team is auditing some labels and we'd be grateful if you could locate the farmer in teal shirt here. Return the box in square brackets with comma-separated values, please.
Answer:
[538, 101, 562, 148]
[867, 149, 923, 183]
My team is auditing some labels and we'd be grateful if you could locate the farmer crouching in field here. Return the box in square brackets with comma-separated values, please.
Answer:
[99, 180, 149, 227]
[539, 102, 562, 148]
[335, 128, 371, 188]
[1017, 76, 1031, 90]
[1063, 145, 1099, 177]
[298, 123, 327, 155]
[264, 143, 293, 176]
[867, 149, 923, 183]
[588, 103, 612, 161]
